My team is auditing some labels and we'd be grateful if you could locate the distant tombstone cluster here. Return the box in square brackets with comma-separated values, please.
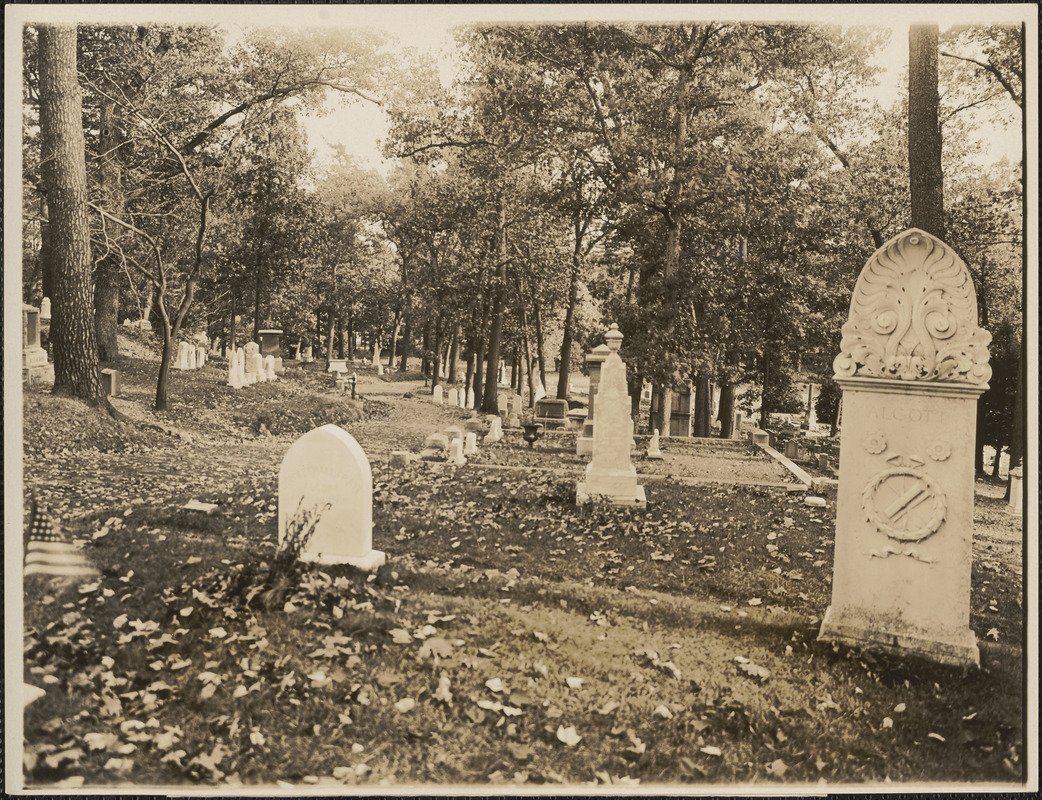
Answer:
[227, 341, 278, 388]
[176, 340, 208, 371]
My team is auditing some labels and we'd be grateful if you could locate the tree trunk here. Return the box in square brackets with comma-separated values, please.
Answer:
[1005, 351, 1024, 499]
[94, 95, 122, 361]
[399, 314, 411, 372]
[421, 321, 431, 376]
[38, 24, 103, 403]
[718, 380, 734, 439]
[759, 353, 772, 429]
[336, 316, 345, 359]
[325, 310, 335, 364]
[481, 194, 508, 413]
[908, 24, 945, 239]
[447, 325, 460, 383]
[388, 308, 401, 369]
[533, 296, 546, 392]
[155, 303, 173, 411]
[473, 300, 490, 410]
[693, 373, 711, 437]
[346, 310, 355, 360]
[431, 317, 443, 391]
[557, 247, 581, 399]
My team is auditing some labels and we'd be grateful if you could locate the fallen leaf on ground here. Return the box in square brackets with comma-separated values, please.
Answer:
[556, 725, 582, 747]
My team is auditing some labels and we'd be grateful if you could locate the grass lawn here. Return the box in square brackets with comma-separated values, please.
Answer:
[19, 336, 1027, 790]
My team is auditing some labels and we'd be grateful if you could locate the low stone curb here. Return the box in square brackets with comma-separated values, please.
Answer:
[755, 442, 814, 489]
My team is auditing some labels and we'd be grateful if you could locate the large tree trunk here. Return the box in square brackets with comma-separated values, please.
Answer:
[473, 299, 490, 410]
[398, 316, 410, 370]
[39, 24, 103, 403]
[908, 24, 945, 239]
[94, 96, 122, 362]
[447, 325, 460, 383]
[431, 317, 444, 391]
[693, 374, 711, 437]
[557, 245, 581, 399]
[533, 296, 546, 392]
[718, 380, 734, 439]
[388, 308, 401, 369]
[481, 194, 508, 413]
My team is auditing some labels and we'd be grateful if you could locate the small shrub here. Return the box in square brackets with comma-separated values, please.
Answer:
[263, 500, 329, 606]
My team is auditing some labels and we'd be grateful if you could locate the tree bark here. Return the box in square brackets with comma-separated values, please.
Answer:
[447, 325, 460, 383]
[908, 24, 945, 239]
[481, 194, 508, 413]
[693, 373, 711, 437]
[39, 24, 103, 403]
[718, 380, 734, 439]
[533, 296, 546, 392]
[94, 96, 122, 361]
[431, 316, 443, 391]
[557, 245, 581, 399]
[388, 308, 401, 369]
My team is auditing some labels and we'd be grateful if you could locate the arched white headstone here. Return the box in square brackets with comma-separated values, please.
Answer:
[278, 425, 385, 570]
[819, 229, 990, 668]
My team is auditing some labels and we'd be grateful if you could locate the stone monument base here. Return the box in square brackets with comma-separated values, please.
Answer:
[300, 549, 386, 572]
[818, 605, 979, 668]
[576, 481, 647, 509]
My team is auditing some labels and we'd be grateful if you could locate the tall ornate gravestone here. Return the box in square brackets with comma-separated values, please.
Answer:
[228, 349, 242, 388]
[577, 343, 611, 455]
[258, 329, 284, 373]
[818, 229, 991, 668]
[278, 425, 385, 570]
[576, 324, 646, 509]
[22, 304, 53, 384]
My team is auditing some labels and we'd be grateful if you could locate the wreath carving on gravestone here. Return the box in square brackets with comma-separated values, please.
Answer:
[833, 229, 991, 385]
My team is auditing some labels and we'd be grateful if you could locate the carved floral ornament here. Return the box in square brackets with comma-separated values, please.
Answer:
[833, 229, 992, 385]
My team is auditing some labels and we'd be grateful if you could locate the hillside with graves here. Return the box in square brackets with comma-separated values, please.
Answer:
[14, 11, 1030, 793]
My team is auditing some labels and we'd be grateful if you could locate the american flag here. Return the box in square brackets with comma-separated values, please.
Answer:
[24, 498, 99, 579]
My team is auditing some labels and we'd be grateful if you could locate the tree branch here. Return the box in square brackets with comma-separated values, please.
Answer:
[940, 50, 1022, 107]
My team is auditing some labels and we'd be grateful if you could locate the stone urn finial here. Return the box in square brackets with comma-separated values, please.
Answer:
[605, 323, 623, 353]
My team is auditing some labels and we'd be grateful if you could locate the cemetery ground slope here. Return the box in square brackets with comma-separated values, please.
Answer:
[21, 340, 1026, 789]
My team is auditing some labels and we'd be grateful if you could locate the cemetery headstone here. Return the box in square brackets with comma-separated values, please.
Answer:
[101, 368, 121, 397]
[228, 350, 242, 388]
[1007, 466, 1022, 513]
[818, 229, 991, 668]
[732, 411, 744, 440]
[390, 451, 414, 468]
[433, 385, 444, 405]
[646, 428, 664, 460]
[244, 342, 259, 373]
[448, 437, 466, 466]
[464, 432, 478, 456]
[303, 345, 314, 363]
[534, 398, 569, 430]
[327, 358, 348, 373]
[278, 425, 385, 570]
[422, 432, 450, 458]
[576, 324, 646, 508]
[467, 388, 475, 409]
[750, 429, 770, 447]
[506, 394, 522, 428]
[577, 343, 611, 455]
[197, 346, 206, 367]
[265, 355, 277, 381]
[187, 346, 197, 370]
[258, 329, 284, 373]
[447, 388, 459, 407]
[484, 416, 503, 444]
[22, 304, 53, 384]
[40, 297, 51, 319]
[817, 453, 829, 472]
[497, 394, 509, 415]
[785, 440, 800, 460]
